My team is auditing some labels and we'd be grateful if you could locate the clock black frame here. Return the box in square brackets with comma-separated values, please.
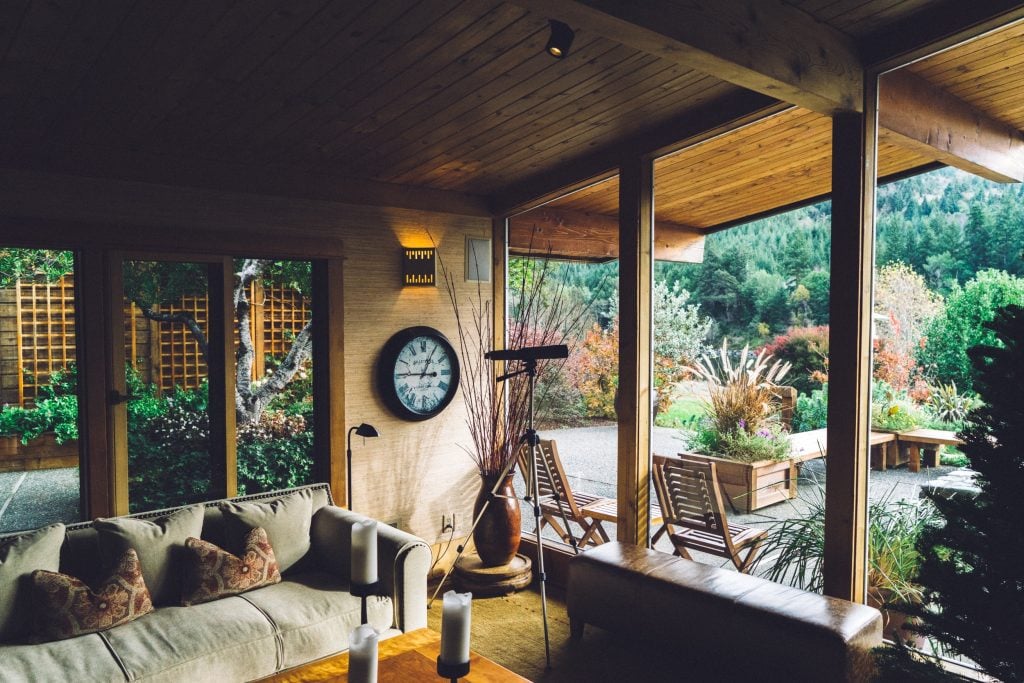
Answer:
[376, 326, 460, 421]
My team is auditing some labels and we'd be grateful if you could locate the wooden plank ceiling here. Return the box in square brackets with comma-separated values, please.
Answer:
[541, 17, 1024, 232]
[0, 0, 735, 199]
[0, 0, 1021, 232]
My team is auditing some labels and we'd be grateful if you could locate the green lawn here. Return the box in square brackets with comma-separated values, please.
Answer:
[655, 396, 706, 428]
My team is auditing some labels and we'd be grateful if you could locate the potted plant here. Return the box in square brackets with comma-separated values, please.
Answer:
[871, 383, 922, 433]
[682, 340, 796, 513]
[756, 485, 937, 645]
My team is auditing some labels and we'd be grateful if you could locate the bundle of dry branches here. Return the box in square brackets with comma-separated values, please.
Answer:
[439, 243, 591, 476]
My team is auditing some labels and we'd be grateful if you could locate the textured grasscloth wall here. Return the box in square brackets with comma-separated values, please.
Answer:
[342, 207, 491, 545]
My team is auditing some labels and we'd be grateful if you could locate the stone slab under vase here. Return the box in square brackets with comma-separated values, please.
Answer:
[454, 553, 532, 597]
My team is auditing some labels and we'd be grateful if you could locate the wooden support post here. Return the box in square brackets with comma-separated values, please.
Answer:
[312, 259, 346, 505]
[824, 77, 878, 603]
[617, 157, 654, 546]
[77, 249, 114, 519]
[207, 258, 236, 498]
[105, 252, 130, 516]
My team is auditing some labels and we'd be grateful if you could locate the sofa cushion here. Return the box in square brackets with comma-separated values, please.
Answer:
[220, 488, 313, 573]
[181, 527, 281, 606]
[33, 548, 154, 642]
[0, 633, 127, 682]
[102, 595, 279, 683]
[0, 523, 65, 642]
[94, 504, 204, 606]
[240, 571, 394, 669]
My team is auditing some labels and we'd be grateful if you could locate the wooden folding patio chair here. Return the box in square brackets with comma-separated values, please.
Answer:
[651, 454, 767, 573]
[518, 439, 613, 548]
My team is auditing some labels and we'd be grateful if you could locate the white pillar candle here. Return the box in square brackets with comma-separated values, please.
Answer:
[439, 590, 472, 665]
[351, 519, 378, 585]
[349, 623, 378, 683]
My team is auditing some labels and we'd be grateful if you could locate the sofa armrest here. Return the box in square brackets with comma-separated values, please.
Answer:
[311, 506, 430, 632]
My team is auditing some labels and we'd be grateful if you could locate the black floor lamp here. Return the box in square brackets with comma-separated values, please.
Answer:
[347, 423, 379, 510]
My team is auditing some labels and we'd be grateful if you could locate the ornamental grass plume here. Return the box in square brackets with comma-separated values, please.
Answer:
[688, 339, 792, 436]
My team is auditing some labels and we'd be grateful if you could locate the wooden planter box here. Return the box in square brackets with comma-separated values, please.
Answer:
[0, 433, 79, 472]
[680, 451, 799, 514]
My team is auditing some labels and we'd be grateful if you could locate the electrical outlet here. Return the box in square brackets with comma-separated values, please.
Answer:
[442, 513, 455, 533]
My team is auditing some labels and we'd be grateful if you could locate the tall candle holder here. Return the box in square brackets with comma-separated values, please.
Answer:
[436, 658, 470, 682]
[436, 590, 472, 682]
[351, 519, 379, 625]
[350, 580, 380, 625]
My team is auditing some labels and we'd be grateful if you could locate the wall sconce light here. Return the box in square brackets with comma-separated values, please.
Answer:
[402, 247, 436, 286]
[546, 20, 575, 59]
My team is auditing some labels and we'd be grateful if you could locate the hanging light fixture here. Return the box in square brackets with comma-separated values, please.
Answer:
[545, 20, 575, 59]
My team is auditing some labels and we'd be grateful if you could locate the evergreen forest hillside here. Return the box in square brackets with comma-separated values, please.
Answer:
[554, 167, 1024, 346]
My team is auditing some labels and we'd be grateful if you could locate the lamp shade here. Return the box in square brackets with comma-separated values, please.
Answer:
[354, 423, 378, 438]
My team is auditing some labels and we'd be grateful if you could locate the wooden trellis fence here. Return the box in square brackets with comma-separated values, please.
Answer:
[1, 276, 310, 406]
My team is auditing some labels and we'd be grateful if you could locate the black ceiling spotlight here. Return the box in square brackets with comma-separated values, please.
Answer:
[545, 20, 575, 59]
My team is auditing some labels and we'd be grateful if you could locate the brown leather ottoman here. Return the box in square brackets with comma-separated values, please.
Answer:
[567, 542, 882, 683]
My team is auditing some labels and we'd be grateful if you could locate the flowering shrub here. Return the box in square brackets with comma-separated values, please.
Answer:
[125, 363, 313, 512]
[566, 320, 619, 419]
[652, 281, 711, 415]
[236, 411, 313, 495]
[761, 326, 829, 394]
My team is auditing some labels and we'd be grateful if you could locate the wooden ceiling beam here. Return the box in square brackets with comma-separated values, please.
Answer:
[492, 89, 787, 216]
[509, 207, 704, 263]
[511, 0, 862, 115]
[1, 145, 491, 218]
[879, 70, 1024, 183]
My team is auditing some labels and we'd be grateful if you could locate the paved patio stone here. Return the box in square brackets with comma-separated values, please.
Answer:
[0, 467, 81, 534]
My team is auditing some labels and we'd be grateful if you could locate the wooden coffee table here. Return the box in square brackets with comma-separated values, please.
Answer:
[257, 628, 531, 682]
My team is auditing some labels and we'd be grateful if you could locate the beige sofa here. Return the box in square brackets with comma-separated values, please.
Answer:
[0, 483, 430, 682]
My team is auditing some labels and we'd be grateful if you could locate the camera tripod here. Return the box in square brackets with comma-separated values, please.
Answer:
[429, 350, 579, 669]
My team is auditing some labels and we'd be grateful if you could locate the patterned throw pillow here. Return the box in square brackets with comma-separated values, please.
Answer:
[181, 526, 281, 606]
[32, 548, 153, 642]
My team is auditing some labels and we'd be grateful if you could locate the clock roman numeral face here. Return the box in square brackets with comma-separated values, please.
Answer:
[393, 335, 455, 415]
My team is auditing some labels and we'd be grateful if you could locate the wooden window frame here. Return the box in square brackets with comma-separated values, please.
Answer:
[73, 249, 343, 518]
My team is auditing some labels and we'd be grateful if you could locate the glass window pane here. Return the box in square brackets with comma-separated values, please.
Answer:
[0, 248, 81, 533]
[124, 260, 213, 512]
[233, 258, 314, 496]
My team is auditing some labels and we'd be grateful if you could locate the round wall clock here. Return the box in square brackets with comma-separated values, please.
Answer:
[376, 326, 460, 421]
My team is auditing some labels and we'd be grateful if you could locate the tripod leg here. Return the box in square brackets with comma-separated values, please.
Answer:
[428, 454, 520, 607]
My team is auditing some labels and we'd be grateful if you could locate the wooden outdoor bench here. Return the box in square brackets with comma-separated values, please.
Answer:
[567, 542, 882, 683]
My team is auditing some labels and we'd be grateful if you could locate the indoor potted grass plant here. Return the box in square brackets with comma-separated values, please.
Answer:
[681, 340, 797, 513]
[755, 484, 938, 645]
